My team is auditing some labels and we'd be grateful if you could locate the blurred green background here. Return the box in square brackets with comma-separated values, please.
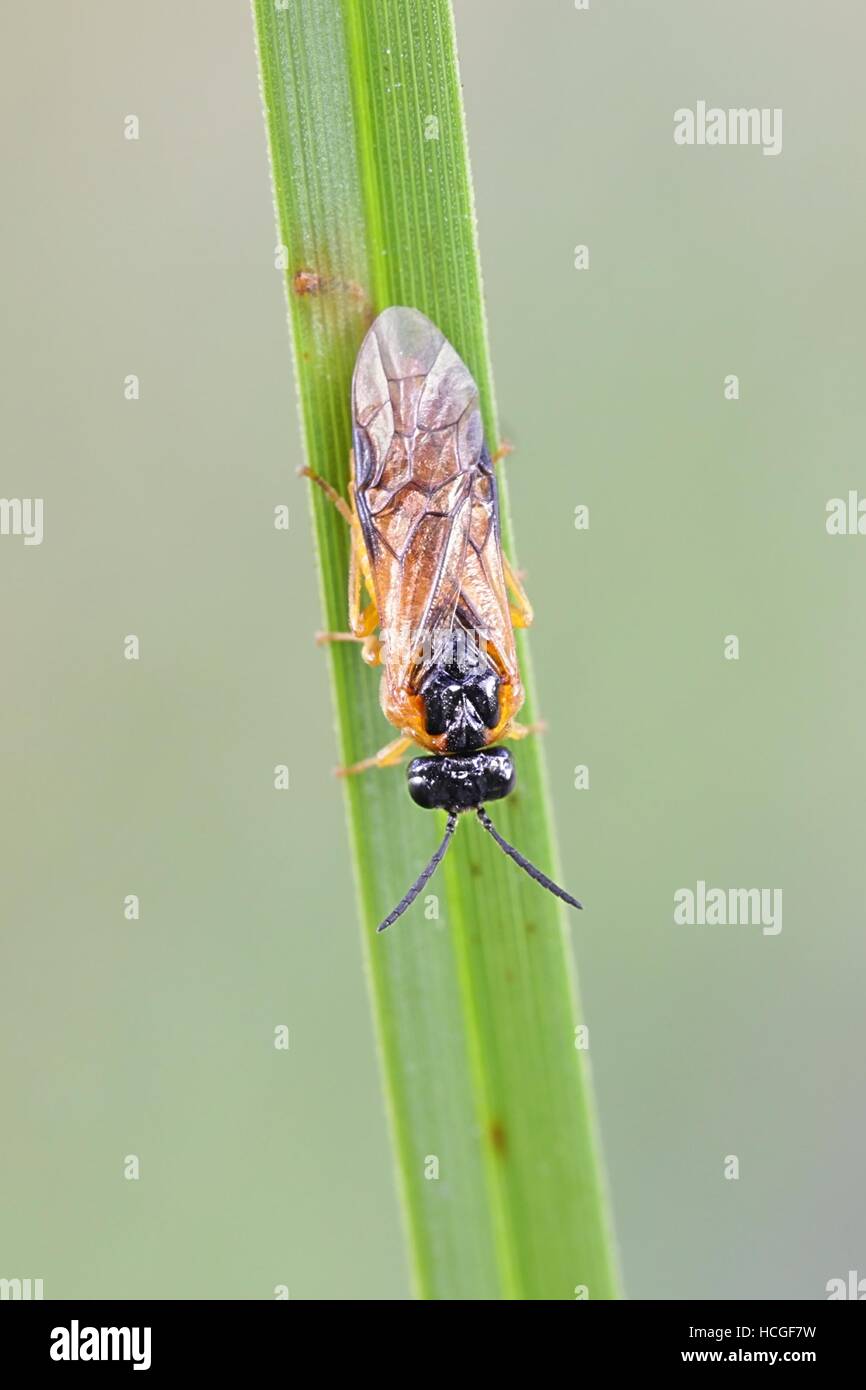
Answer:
[1, 0, 863, 1300]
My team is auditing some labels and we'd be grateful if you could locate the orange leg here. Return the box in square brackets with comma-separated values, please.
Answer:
[490, 446, 533, 620]
[336, 735, 413, 778]
[300, 464, 380, 648]
[299, 465, 352, 524]
[315, 629, 382, 667]
[301, 463, 417, 774]
[502, 554, 534, 629]
[504, 719, 547, 741]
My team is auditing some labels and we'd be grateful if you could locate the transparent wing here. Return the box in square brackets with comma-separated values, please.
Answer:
[352, 307, 517, 691]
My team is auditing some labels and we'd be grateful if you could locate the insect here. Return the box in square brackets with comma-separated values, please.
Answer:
[302, 306, 581, 930]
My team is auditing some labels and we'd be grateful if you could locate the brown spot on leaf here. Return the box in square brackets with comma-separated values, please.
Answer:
[293, 268, 324, 296]
[489, 1119, 508, 1157]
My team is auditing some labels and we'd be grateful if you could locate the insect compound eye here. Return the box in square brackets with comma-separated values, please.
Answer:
[406, 756, 454, 810]
[406, 748, 515, 812]
[475, 746, 516, 803]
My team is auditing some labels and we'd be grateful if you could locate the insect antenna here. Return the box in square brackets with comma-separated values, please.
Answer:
[475, 807, 583, 912]
[377, 812, 460, 932]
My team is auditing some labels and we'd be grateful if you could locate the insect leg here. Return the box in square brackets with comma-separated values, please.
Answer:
[503, 719, 548, 741]
[345, 497, 380, 639]
[488, 441, 533, 627]
[301, 466, 380, 656]
[335, 734, 413, 778]
[502, 554, 534, 629]
[298, 465, 353, 525]
[315, 629, 382, 666]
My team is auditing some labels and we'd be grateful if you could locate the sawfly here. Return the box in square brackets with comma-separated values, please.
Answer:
[303, 306, 581, 931]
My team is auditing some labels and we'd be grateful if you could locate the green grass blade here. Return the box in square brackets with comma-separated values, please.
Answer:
[252, 0, 620, 1300]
